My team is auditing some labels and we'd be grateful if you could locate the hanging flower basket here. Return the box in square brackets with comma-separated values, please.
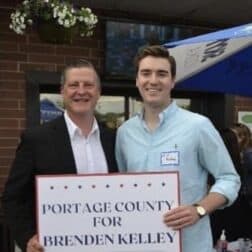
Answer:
[9, 0, 98, 43]
[37, 19, 78, 44]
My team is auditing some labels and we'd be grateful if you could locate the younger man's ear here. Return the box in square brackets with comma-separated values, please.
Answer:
[136, 76, 140, 87]
[171, 77, 176, 89]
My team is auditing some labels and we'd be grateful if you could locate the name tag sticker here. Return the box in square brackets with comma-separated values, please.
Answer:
[161, 151, 179, 166]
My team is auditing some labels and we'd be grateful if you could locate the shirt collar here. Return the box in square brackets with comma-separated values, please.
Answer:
[138, 100, 178, 126]
[160, 100, 178, 121]
[64, 111, 99, 139]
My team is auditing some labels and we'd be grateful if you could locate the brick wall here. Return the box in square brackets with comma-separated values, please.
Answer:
[0, 6, 104, 193]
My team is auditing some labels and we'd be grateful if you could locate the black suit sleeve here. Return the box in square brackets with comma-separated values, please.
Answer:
[2, 131, 37, 251]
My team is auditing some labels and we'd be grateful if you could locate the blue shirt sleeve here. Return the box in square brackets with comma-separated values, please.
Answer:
[198, 118, 241, 206]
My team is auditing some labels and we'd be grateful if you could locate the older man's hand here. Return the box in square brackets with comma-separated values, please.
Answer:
[26, 234, 44, 252]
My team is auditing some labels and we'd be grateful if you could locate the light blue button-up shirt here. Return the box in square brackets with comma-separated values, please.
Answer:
[115, 101, 240, 252]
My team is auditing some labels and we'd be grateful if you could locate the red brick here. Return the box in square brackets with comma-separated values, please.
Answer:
[98, 40, 105, 50]
[235, 96, 242, 102]
[19, 119, 26, 129]
[0, 81, 24, 90]
[0, 3, 15, 10]
[28, 53, 65, 64]
[0, 167, 11, 177]
[0, 129, 22, 138]
[0, 90, 24, 99]
[56, 46, 89, 56]
[65, 57, 99, 67]
[235, 96, 252, 103]
[0, 148, 15, 157]
[0, 61, 17, 71]
[56, 64, 66, 72]
[19, 81, 25, 89]
[97, 65, 103, 75]
[64, 56, 89, 64]
[88, 22, 102, 34]
[0, 157, 13, 166]
[0, 32, 27, 43]
[0, 119, 19, 128]
[19, 100, 25, 109]
[0, 138, 19, 148]
[19, 44, 56, 54]
[0, 109, 25, 119]
[0, 22, 13, 33]
[244, 101, 252, 106]
[72, 38, 99, 48]
[0, 42, 18, 51]
[0, 71, 24, 81]
[0, 100, 19, 109]
[237, 107, 252, 112]
[90, 49, 104, 58]
[0, 51, 27, 61]
[20, 63, 56, 72]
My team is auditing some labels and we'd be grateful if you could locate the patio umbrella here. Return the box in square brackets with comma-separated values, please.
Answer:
[164, 23, 252, 96]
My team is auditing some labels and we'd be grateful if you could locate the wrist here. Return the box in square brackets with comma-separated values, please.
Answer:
[193, 203, 207, 218]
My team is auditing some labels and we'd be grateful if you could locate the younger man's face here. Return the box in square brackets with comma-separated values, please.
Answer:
[136, 56, 175, 110]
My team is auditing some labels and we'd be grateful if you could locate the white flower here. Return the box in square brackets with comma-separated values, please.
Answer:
[58, 11, 66, 19]
[63, 19, 70, 28]
[10, 0, 98, 38]
[20, 16, 24, 23]
[23, 0, 29, 6]
[57, 18, 63, 25]
[69, 16, 76, 26]
[86, 30, 93, 36]
[53, 7, 59, 18]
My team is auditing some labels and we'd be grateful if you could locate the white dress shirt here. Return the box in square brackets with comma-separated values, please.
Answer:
[64, 112, 108, 174]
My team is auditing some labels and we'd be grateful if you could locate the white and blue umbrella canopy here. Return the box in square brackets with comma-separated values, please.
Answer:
[164, 23, 252, 96]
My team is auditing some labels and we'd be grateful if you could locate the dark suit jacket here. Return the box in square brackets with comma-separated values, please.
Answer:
[2, 116, 118, 251]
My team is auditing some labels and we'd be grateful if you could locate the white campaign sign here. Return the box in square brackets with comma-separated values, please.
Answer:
[36, 172, 181, 252]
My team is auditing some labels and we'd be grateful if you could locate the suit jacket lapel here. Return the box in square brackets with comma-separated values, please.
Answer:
[50, 116, 77, 174]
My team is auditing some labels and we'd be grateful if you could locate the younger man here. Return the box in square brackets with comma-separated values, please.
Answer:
[115, 45, 240, 252]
